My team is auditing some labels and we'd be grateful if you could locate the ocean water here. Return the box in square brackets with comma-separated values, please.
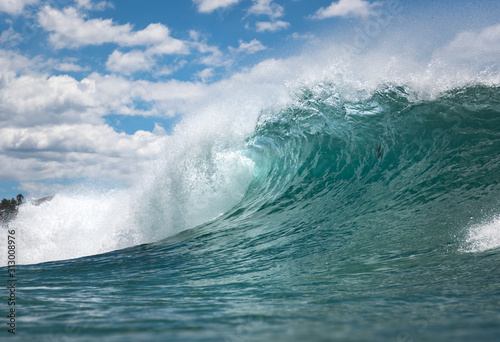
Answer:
[2, 81, 500, 341]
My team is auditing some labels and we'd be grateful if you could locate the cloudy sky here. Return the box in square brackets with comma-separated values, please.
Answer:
[1, 0, 500, 199]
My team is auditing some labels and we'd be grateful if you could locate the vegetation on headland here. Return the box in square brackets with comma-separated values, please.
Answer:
[0, 194, 24, 211]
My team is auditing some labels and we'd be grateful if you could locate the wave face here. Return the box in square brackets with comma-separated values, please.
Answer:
[3, 83, 500, 341]
[226, 83, 500, 254]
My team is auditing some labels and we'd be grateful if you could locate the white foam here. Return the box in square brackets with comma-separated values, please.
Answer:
[1, 146, 254, 265]
[465, 216, 500, 252]
[2, 191, 131, 265]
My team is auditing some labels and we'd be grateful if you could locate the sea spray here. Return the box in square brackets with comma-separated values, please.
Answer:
[466, 216, 500, 252]
[0, 106, 259, 265]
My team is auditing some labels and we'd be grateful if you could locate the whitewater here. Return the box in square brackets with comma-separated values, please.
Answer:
[2, 38, 500, 341]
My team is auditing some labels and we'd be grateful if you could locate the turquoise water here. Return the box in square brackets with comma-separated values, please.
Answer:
[3, 83, 500, 341]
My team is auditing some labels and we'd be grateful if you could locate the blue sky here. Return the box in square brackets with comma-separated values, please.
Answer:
[0, 0, 500, 200]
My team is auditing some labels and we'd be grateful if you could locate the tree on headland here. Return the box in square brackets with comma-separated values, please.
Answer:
[0, 198, 12, 210]
[0, 194, 24, 211]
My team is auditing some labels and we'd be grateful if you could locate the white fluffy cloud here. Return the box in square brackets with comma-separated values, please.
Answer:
[0, 49, 34, 74]
[0, 59, 170, 186]
[0, 26, 22, 47]
[0, 124, 165, 185]
[195, 68, 215, 83]
[247, 0, 284, 19]
[38, 5, 191, 75]
[312, 0, 377, 19]
[85, 73, 210, 117]
[0, 0, 37, 15]
[188, 33, 228, 67]
[39, 6, 129, 48]
[106, 50, 155, 75]
[229, 39, 267, 54]
[0, 73, 101, 127]
[54, 61, 88, 73]
[38, 6, 189, 52]
[255, 20, 290, 32]
[0, 62, 178, 190]
[436, 23, 500, 63]
[193, 0, 240, 13]
[246, 0, 290, 33]
[75, 0, 112, 11]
